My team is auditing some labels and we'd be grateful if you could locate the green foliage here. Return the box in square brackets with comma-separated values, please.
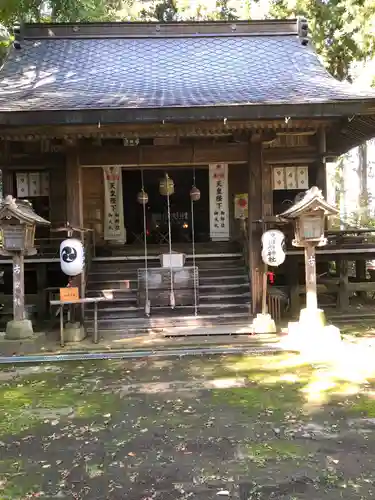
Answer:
[213, 0, 239, 20]
[269, 0, 375, 80]
[48, 0, 126, 22]
[139, 0, 179, 22]
[0, 0, 130, 26]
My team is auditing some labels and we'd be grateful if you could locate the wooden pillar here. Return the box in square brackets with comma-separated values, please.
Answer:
[36, 263, 48, 319]
[260, 156, 273, 315]
[13, 253, 25, 321]
[355, 260, 367, 299]
[248, 136, 263, 314]
[316, 128, 327, 198]
[66, 146, 82, 228]
[338, 257, 349, 311]
[65, 146, 85, 313]
[287, 257, 300, 317]
[2, 168, 14, 197]
[304, 244, 318, 310]
[262, 161, 273, 219]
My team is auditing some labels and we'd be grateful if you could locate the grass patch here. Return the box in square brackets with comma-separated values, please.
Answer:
[346, 393, 375, 417]
[0, 459, 41, 499]
[339, 321, 375, 337]
[0, 362, 127, 437]
[211, 383, 304, 419]
[243, 441, 307, 466]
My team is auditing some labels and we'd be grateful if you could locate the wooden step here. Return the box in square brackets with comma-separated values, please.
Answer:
[84, 311, 251, 332]
[85, 303, 251, 320]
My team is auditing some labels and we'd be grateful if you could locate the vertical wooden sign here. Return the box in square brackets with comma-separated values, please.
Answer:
[209, 163, 229, 241]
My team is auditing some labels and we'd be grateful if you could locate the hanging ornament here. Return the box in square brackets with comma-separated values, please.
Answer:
[159, 174, 174, 196]
[137, 189, 148, 205]
[190, 186, 201, 202]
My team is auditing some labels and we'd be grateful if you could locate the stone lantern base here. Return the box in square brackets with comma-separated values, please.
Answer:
[284, 308, 341, 353]
[252, 313, 277, 334]
[299, 307, 327, 328]
[5, 319, 34, 340]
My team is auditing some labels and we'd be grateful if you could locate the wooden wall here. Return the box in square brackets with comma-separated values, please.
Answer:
[49, 165, 67, 226]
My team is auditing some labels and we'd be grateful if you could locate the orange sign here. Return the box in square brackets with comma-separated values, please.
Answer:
[60, 287, 79, 302]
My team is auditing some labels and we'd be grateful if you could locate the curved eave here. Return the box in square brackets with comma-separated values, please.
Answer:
[327, 115, 375, 155]
[0, 100, 374, 128]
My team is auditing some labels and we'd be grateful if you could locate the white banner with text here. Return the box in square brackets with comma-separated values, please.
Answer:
[209, 163, 229, 241]
[103, 166, 126, 242]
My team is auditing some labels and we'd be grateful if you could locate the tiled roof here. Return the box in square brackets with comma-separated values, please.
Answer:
[0, 20, 374, 114]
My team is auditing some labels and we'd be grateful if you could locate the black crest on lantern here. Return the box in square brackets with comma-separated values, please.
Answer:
[61, 245, 78, 263]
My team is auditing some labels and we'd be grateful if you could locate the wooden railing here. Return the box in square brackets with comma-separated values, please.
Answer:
[33, 236, 61, 258]
[82, 230, 94, 295]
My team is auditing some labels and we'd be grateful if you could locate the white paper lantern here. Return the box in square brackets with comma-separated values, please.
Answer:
[261, 230, 286, 267]
[60, 238, 85, 276]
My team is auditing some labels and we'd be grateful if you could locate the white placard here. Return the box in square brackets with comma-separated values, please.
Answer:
[16, 173, 29, 198]
[296, 166, 309, 189]
[28, 172, 41, 196]
[285, 167, 297, 189]
[209, 163, 229, 241]
[103, 167, 126, 242]
[272, 167, 286, 190]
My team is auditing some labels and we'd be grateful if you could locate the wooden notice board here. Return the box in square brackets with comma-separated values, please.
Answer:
[60, 287, 79, 302]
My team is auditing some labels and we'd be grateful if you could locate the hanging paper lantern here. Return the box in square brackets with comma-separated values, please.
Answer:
[137, 190, 148, 205]
[60, 238, 85, 276]
[190, 186, 201, 202]
[159, 174, 174, 196]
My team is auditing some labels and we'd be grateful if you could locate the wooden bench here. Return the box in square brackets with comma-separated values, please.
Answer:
[50, 297, 106, 347]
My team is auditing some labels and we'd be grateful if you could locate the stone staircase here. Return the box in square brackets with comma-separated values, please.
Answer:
[84, 243, 252, 334]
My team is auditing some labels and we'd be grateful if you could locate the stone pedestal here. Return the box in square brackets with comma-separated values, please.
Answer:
[299, 307, 326, 329]
[0, 331, 46, 356]
[284, 308, 341, 353]
[64, 322, 86, 342]
[5, 319, 34, 339]
[252, 313, 276, 334]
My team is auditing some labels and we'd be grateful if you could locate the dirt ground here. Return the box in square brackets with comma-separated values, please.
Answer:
[1, 349, 375, 499]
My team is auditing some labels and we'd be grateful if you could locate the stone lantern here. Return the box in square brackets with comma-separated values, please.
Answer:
[0, 196, 50, 339]
[280, 186, 338, 331]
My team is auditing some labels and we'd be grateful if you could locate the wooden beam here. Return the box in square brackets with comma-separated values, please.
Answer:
[264, 147, 318, 164]
[0, 143, 319, 170]
[248, 138, 263, 315]
[0, 153, 65, 169]
[78, 143, 318, 167]
[0, 119, 334, 141]
[79, 143, 249, 166]
[347, 281, 375, 292]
